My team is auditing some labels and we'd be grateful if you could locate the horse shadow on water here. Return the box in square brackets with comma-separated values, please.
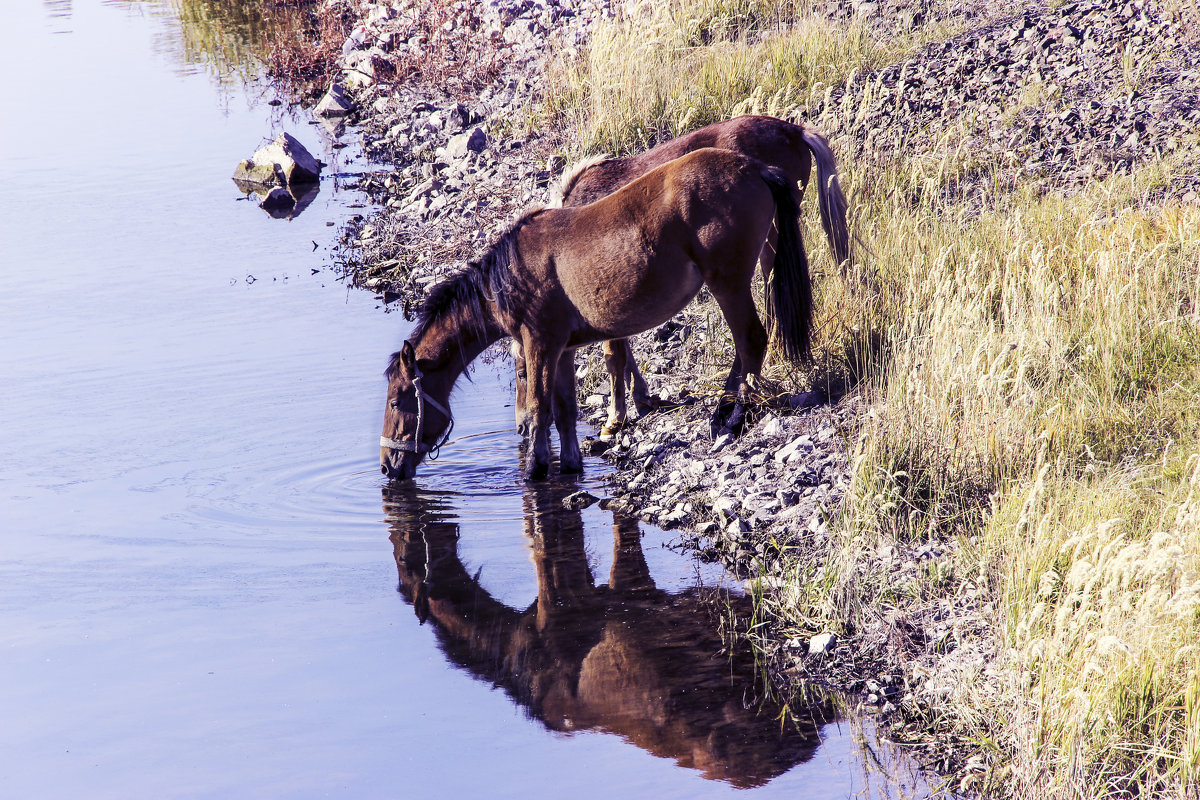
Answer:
[381, 478, 834, 788]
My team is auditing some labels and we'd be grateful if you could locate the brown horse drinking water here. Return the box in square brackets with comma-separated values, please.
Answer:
[381, 148, 813, 482]
[511, 115, 852, 438]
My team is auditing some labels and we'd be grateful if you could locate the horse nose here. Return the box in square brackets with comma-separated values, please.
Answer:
[380, 448, 414, 482]
[381, 447, 399, 477]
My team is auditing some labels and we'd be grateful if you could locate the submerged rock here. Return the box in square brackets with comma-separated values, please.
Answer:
[233, 180, 320, 220]
[232, 132, 321, 188]
[562, 490, 600, 510]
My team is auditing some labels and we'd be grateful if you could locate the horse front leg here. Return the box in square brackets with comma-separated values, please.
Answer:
[553, 349, 582, 473]
[512, 340, 534, 440]
[523, 341, 560, 481]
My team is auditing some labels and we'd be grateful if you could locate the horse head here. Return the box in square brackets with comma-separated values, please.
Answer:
[380, 340, 454, 481]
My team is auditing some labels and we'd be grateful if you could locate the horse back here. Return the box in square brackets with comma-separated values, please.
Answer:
[574, 148, 775, 253]
[521, 149, 779, 343]
[561, 115, 813, 207]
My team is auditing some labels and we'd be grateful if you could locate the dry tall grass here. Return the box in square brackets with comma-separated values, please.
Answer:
[544, 0, 934, 154]
[545, 0, 1200, 795]
[159, 0, 352, 96]
[830, 158, 1200, 795]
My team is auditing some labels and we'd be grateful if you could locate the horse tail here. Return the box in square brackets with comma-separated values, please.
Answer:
[799, 126, 852, 268]
[762, 166, 813, 364]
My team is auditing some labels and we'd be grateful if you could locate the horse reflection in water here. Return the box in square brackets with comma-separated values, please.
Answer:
[382, 482, 834, 788]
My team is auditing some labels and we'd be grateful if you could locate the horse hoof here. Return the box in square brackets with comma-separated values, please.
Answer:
[726, 404, 747, 435]
[632, 393, 659, 413]
[599, 422, 623, 441]
[525, 462, 550, 481]
[711, 401, 734, 432]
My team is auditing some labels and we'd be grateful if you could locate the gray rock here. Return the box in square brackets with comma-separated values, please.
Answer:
[448, 103, 477, 130]
[713, 497, 739, 522]
[809, 632, 837, 654]
[447, 128, 487, 159]
[562, 490, 600, 510]
[231, 160, 277, 186]
[760, 416, 785, 437]
[773, 434, 813, 465]
[709, 433, 733, 453]
[315, 83, 354, 117]
[579, 437, 610, 456]
[233, 132, 321, 187]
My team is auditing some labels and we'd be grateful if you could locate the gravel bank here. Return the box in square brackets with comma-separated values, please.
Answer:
[812, 0, 1200, 202]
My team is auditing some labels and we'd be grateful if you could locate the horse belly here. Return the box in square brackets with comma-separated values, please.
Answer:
[564, 256, 703, 343]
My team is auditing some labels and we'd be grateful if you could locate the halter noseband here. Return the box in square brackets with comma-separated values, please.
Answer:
[380, 365, 453, 457]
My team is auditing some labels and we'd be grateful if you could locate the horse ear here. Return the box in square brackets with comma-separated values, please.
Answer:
[400, 341, 416, 371]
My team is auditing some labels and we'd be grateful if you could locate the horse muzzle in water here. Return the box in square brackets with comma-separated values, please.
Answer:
[380, 345, 454, 482]
[380, 444, 421, 481]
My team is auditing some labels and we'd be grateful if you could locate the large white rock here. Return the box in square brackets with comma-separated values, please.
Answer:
[809, 632, 837, 655]
[233, 132, 321, 187]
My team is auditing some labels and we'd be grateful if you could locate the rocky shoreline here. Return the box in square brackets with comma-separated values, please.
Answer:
[326, 0, 620, 300]
[314, 0, 1199, 786]
[809, 0, 1200, 205]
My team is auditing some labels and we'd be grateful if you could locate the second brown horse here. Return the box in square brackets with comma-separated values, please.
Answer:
[511, 115, 852, 437]
[381, 147, 813, 482]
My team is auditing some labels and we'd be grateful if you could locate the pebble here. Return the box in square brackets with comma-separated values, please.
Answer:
[807, 632, 837, 656]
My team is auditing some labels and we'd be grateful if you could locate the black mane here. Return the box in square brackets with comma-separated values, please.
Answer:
[385, 219, 530, 381]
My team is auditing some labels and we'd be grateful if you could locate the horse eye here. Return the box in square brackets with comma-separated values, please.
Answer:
[389, 400, 400, 410]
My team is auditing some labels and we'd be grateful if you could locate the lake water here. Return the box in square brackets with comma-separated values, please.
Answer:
[0, 2, 937, 797]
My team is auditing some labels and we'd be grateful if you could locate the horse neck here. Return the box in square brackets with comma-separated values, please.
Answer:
[413, 314, 503, 391]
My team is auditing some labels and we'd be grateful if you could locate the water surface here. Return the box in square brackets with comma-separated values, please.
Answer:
[0, 3, 936, 797]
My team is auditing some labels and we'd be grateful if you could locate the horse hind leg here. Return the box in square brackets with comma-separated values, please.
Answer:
[602, 338, 651, 438]
[603, 339, 655, 440]
[709, 289, 768, 437]
[624, 340, 656, 414]
[600, 340, 627, 439]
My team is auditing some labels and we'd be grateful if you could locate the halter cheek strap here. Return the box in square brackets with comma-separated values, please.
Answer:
[380, 366, 454, 456]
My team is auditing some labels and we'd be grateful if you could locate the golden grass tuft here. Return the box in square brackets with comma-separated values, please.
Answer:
[543, 0, 930, 154]
[815, 155, 1200, 794]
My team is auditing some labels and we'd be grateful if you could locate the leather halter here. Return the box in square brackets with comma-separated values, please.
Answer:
[380, 365, 453, 456]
